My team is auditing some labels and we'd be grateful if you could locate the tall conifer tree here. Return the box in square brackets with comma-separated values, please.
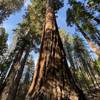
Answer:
[28, 0, 86, 99]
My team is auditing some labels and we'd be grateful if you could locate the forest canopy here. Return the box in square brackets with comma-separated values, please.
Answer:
[0, 0, 100, 100]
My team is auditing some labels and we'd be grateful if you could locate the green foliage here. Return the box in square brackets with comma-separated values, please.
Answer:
[53, 0, 64, 11]
[66, 0, 100, 55]
[0, 0, 99, 98]
[95, 59, 100, 69]
[87, 0, 100, 11]
[59, 29, 99, 91]
[28, 0, 64, 35]
[28, 0, 46, 35]
[0, 0, 24, 23]
[0, 27, 8, 55]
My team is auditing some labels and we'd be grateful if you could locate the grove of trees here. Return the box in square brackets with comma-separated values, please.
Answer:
[0, 0, 100, 100]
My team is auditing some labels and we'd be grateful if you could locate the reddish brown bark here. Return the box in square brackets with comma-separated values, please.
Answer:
[27, 1, 87, 100]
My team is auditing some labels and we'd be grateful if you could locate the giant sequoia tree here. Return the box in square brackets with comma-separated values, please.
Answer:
[0, 0, 100, 99]
[27, 0, 86, 99]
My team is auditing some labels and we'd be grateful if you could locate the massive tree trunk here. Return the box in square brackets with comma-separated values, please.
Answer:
[75, 22, 100, 56]
[27, 0, 87, 100]
[0, 45, 25, 100]
[6, 46, 30, 100]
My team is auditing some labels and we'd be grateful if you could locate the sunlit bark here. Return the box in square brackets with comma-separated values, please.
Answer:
[27, 0, 87, 100]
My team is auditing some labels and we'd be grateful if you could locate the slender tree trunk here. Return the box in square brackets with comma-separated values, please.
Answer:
[27, 0, 87, 100]
[0, 46, 25, 100]
[6, 46, 30, 100]
[75, 22, 100, 56]
[15, 65, 31, 100]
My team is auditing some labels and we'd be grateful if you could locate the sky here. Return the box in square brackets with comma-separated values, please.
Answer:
[2, 0, 98, 62]
[2, 0, 75, 46]
[3, 7, 25, 45]
[56, 0, 77, 35]
[2, 0, 31, 45]
[2, 0, 74, 64]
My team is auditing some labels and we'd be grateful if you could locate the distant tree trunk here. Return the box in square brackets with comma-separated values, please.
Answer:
[27, 0, 87, 100]
[64, 43, 83, 89]
[0, 45, 25, 100]
[6, 46, 30, 100]
[15, 65, 31, 100]
[75, 22, 100, 56]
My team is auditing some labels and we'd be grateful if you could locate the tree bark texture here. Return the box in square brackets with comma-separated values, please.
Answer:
[0, 46, 25, 100]
[6, 46, 30, 100]
[28, 2, 87, 100]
